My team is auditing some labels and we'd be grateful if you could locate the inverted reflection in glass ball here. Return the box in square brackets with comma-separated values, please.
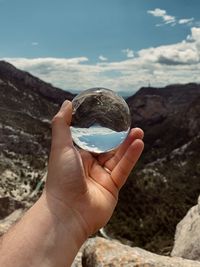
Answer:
[70, 88, 131, 153]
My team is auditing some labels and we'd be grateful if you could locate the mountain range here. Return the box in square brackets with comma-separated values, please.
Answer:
[0, 60, 200, 254]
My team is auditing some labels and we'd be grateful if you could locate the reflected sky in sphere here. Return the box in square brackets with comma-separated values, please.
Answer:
[71, 125, 130, 153]
[70, 87, 131, 153]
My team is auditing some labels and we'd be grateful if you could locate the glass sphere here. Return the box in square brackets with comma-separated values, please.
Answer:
[70, 87, 131, 153]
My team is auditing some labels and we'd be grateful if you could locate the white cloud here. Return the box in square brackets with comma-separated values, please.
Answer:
[148, 8, 194, 27]
[99, 55, 108, 61]
[122, 48, 134, 58]
[148, 8, 166, 17]
[2, 27, 200, 95]
[188, 27, 200, 41]
[70, 126, 127, 153]
[147, 8, 175, 25]
[178, 18, 194, 25]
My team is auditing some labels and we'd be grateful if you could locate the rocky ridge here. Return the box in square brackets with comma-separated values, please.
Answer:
[0, 60, 74, 210]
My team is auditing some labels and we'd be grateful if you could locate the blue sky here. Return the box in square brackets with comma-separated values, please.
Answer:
[1, 0, 200, 95]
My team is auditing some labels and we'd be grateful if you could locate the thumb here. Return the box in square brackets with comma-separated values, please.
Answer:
[59, 100, 72, 125]
[51, 100, 73, 149]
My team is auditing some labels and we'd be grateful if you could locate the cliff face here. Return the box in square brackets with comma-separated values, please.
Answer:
[126, 84, 200, 162]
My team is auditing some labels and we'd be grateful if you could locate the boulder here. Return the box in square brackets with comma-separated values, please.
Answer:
[0, 209, 25, 236]
[82, 237, 200, 267]
[71, 244, 84, 267]
[171, 196, 200, 260]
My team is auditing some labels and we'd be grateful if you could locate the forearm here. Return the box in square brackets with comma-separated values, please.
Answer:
[0, 193, 87, 267]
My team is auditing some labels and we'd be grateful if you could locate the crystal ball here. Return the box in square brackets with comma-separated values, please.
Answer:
[70, 87, 131, 153]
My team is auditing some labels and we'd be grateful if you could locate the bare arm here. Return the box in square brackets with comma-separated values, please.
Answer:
[0, 100, 144, 267]
[0, 194, 85, 267]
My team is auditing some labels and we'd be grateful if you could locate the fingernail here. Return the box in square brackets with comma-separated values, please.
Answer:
[60, 100, 70, 110]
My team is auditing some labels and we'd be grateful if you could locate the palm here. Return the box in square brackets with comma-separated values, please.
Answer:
[75, 129, 144, 233]
[81, 127, 144, 198]
[76, 151, 117, 233]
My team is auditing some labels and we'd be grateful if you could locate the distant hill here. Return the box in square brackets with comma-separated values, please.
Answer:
[1, 61, 200, 254]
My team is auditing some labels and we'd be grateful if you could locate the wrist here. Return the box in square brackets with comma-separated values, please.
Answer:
[0, 190, 88, 267]
[39, 191, 88, 247]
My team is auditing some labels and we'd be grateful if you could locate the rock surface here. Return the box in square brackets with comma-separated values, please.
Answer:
[82, 237, 200, 267]
[171, 196, 200, 260]
[0, 209, 25, 236]
[71, 244, 85, 267]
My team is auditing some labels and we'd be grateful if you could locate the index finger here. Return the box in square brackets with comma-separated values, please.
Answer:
[98, 128, 144, 170]
[110, 139, 144, 190]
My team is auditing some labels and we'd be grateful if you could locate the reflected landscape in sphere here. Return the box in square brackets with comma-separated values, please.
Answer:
[70, 88, 131, 153]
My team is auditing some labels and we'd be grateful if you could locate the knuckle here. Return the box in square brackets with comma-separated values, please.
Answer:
[51, 113, 63, 125]
[118, 164, 127, 178]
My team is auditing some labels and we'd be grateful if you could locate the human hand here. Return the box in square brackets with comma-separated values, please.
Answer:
[45, 100, 144, 238]
[0, 100, 143, 267]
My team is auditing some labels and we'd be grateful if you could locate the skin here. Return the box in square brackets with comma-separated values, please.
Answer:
[0, 100, 144, 267]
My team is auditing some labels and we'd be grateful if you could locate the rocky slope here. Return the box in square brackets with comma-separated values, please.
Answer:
[0, 60, 74, 210]
[1, 61, 200, 259]
[106, 83, 200, 253]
